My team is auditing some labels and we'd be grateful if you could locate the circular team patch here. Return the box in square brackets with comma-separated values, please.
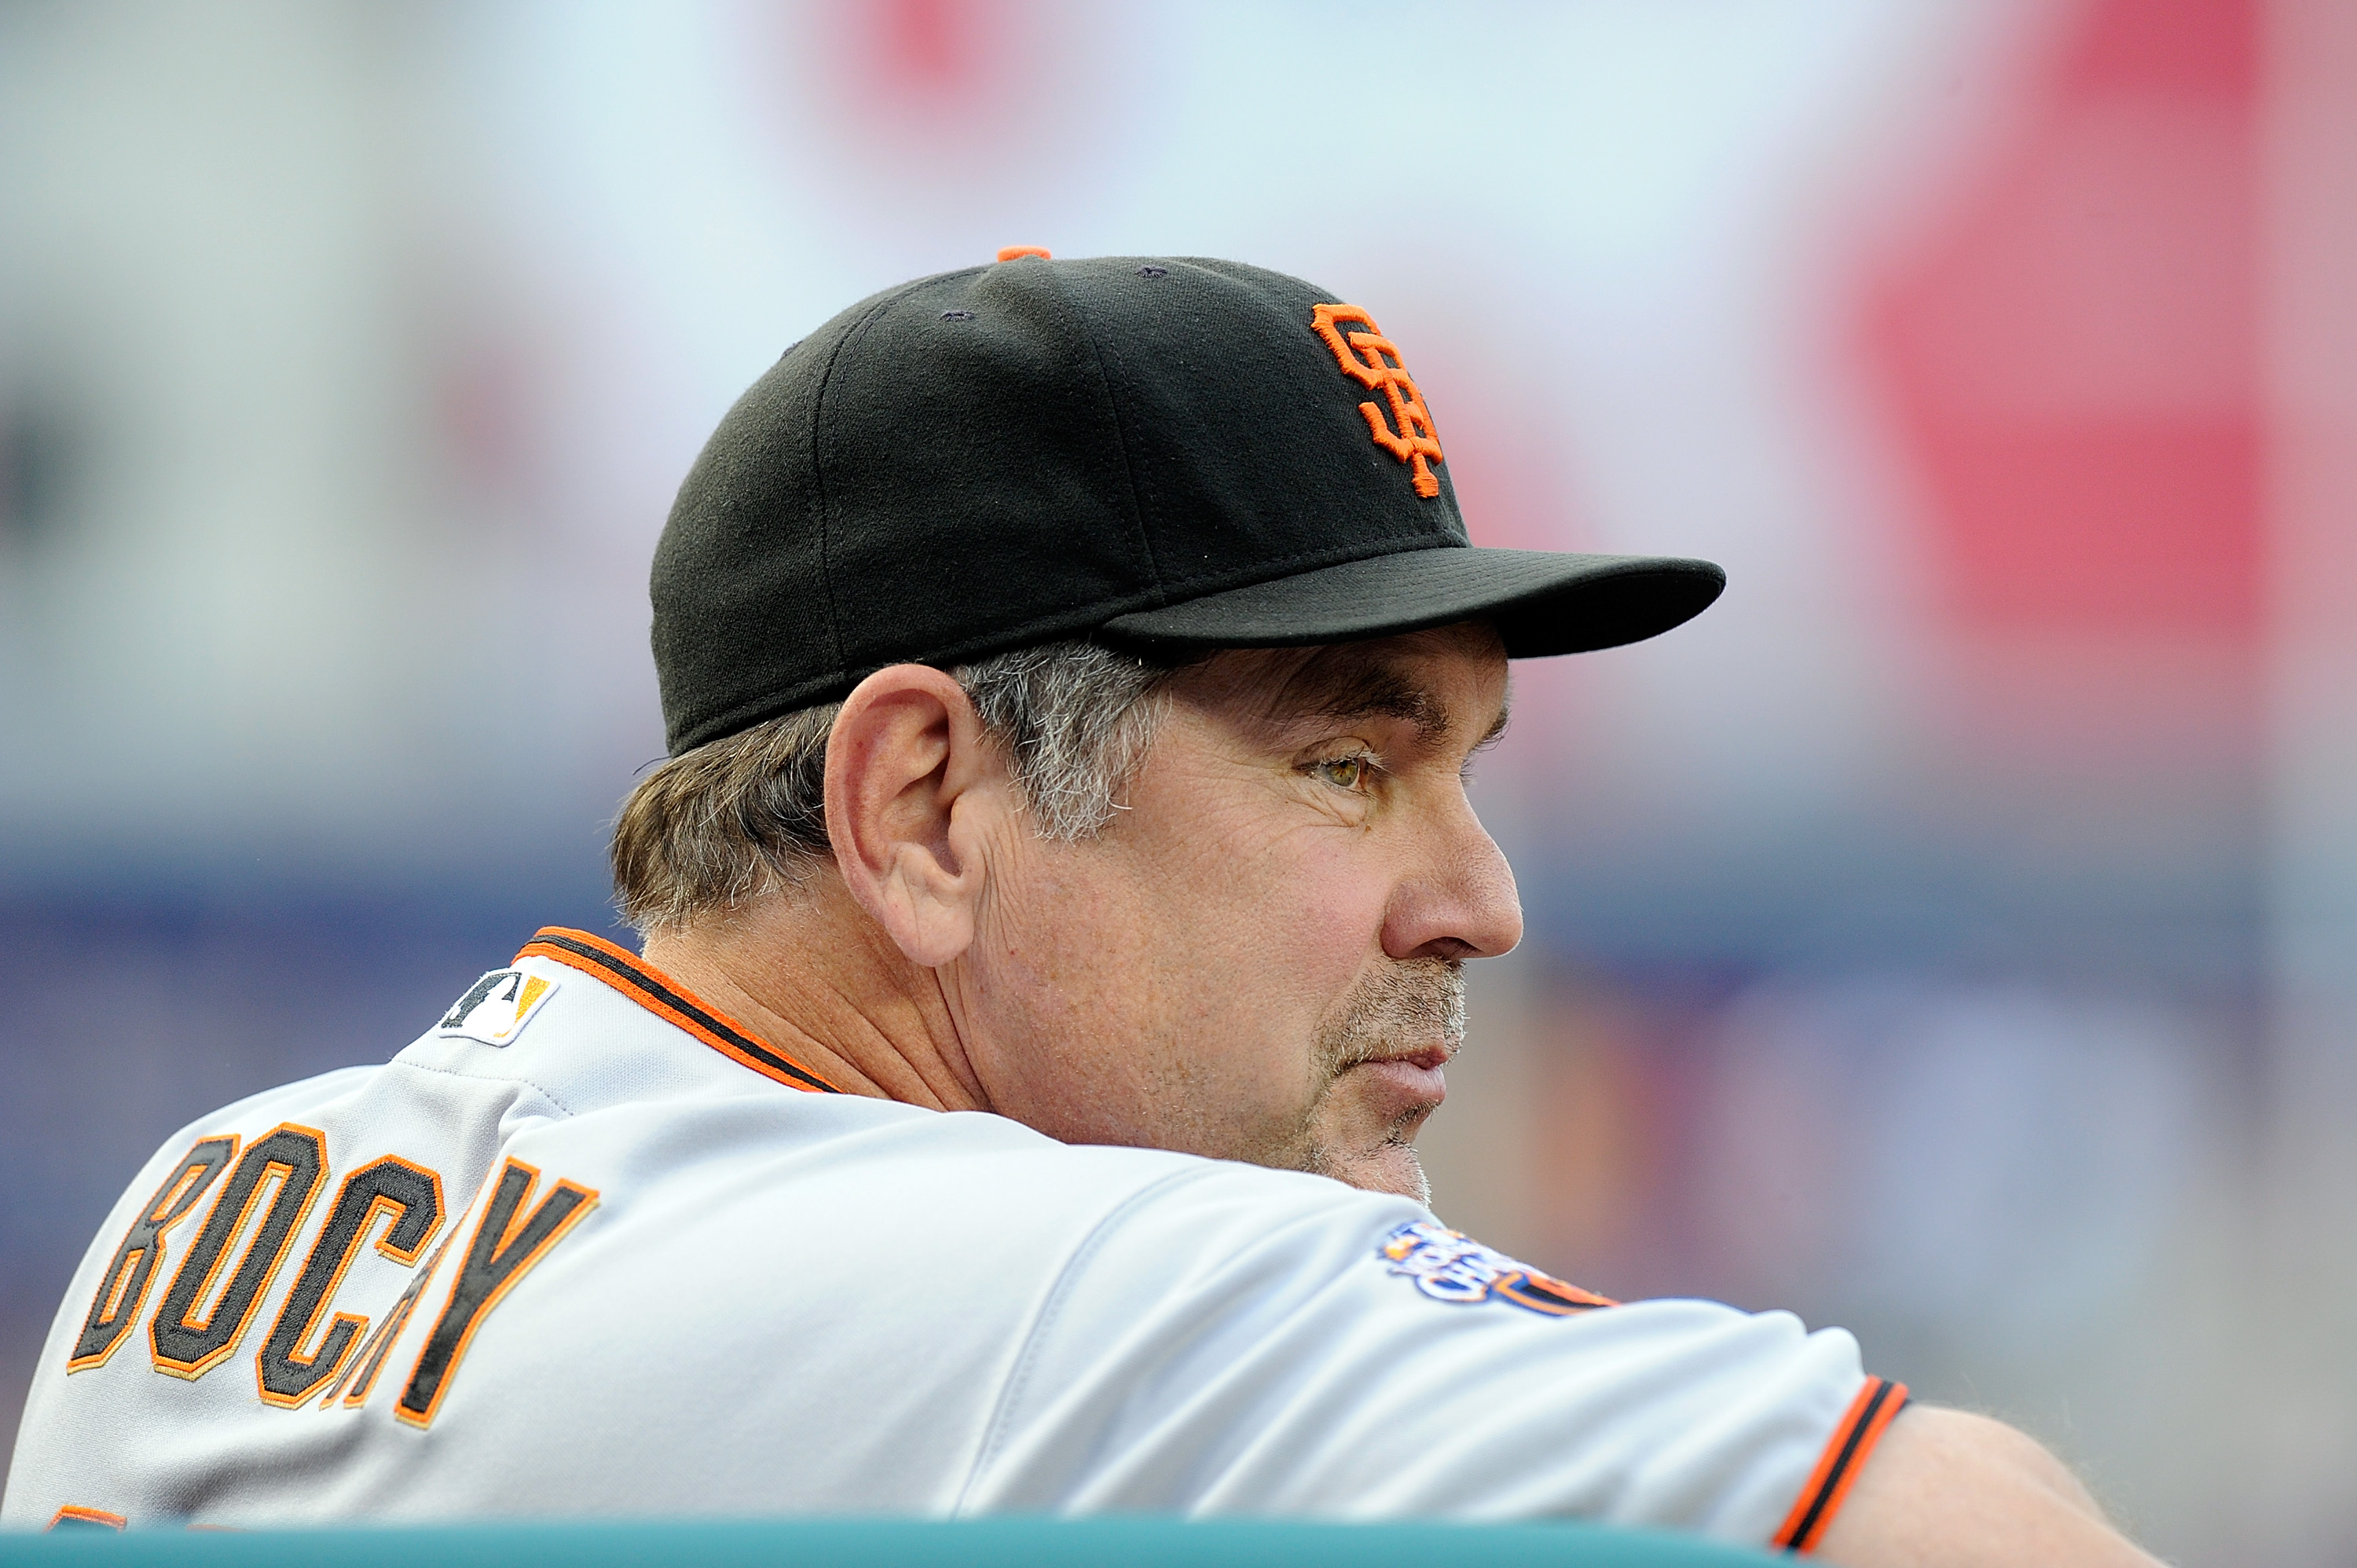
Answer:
[1378, 1220, 1616, 1316]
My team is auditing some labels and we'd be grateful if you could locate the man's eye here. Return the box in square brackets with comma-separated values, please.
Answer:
[1310, 756, 1371, 791]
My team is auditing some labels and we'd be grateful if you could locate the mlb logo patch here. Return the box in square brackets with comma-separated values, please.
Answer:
[435, 969, 559, 1047]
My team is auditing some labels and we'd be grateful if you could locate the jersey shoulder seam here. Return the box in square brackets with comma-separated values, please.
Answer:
[951, 1160, 1218, 1511]
[384, 1053, 581, 1119]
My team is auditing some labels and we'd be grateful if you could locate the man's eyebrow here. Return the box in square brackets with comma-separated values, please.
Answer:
[1270, 660, 1457, 745]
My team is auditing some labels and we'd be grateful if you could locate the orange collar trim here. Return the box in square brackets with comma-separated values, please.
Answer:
[514, 927, 840, 1095]
[1772, 1376, 1909, 1552]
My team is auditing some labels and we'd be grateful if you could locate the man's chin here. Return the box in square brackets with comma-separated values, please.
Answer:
[1307, 1139, 1431, 1207]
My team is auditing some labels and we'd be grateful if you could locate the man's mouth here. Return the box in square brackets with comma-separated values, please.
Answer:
[1313, 958, 1464, 1120]
[1341, 1039, 1452, 1074]
[1340, 1048, 1449, 1110]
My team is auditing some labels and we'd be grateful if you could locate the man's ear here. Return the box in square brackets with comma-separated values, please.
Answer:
[824, 665, 1009, 969]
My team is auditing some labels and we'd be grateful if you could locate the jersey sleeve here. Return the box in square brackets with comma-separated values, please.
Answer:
[955, 1163, 1899, 1548]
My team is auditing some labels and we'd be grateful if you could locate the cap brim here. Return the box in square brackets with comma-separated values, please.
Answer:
[1098, 546, 1725, 658]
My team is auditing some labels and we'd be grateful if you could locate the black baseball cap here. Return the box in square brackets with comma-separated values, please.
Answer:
[652, 251, 1725, 756]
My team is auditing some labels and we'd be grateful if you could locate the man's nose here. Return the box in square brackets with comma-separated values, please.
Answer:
[1380, 797, 1523, 962]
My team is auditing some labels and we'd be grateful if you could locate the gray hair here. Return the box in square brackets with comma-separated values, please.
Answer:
[611, 639, 1183, 933]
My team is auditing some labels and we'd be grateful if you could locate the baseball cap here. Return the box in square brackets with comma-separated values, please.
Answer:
[652, 251, 1725, 756]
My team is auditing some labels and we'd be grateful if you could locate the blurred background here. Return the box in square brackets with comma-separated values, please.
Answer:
[2, 0, 2353, 1559]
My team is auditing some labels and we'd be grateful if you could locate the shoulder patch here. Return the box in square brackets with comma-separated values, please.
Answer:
[1378, 1220, 1615, 1316]
[434, 969, 559, 1047]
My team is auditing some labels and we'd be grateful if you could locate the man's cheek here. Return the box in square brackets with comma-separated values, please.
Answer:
[1273, 860, 1391, 983]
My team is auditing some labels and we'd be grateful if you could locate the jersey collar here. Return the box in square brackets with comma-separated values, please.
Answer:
[515, 928, 841, 1095]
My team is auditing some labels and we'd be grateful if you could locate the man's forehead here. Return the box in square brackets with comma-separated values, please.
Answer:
[1180, 625, 1511, 746]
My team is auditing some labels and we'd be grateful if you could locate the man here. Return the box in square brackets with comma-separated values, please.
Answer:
[5, 253, 2154, 1564]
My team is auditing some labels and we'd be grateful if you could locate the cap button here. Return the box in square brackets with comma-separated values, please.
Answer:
[995, 245, 1052, 262]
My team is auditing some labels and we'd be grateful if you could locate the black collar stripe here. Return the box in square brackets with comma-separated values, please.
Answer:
[514, 929, 839, 1095]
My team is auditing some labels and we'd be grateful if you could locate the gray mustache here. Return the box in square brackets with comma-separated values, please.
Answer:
[1321, 960, 1466, 1072]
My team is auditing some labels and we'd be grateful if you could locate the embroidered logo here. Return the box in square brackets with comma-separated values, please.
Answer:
[1310, 303, 1446, 498]
[1379, 1220, 1615, 1317]
[434, 969, 558, 1048]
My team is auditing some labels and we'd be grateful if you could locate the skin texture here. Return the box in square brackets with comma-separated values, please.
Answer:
[649, 622, 1520, 1200]
[1817, 1409, 2165, 1568]
[644, 621, 2162, 1565]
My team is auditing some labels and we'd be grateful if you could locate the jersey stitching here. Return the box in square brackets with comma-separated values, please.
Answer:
[952, 1163, 1218, 1514]
[387, 1057, 580, 1120]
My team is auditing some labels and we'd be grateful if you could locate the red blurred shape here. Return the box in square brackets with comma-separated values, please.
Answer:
[881, 0, 973, 93]
[1867, 0, 2260, 637]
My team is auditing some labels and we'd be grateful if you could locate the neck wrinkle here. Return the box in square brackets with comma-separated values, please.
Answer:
[640, 881, 990, 1115]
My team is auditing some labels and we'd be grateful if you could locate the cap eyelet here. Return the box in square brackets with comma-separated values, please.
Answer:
[941, 310, 976, 322]
[1136, 266, 1168, 278]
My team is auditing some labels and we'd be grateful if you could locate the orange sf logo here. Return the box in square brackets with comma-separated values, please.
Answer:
[1310, 303, 1445, 498]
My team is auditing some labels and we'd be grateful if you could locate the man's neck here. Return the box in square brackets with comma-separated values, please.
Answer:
[639, 882, 988, 1111]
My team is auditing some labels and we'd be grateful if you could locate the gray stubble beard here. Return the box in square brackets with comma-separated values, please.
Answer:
[1280, 958, 1467, 1206]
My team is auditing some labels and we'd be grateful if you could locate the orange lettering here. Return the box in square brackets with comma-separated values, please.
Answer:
[1310, 303, 1446, 498]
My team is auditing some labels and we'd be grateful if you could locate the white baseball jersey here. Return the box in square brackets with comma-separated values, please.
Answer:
[4, 927, 1905, 1550]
